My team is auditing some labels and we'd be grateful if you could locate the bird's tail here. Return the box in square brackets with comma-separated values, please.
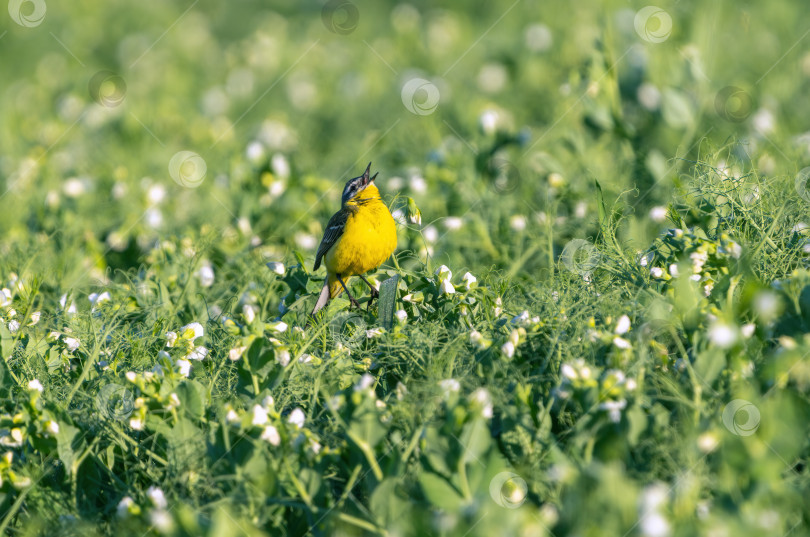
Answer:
[310, 275, 346, 316]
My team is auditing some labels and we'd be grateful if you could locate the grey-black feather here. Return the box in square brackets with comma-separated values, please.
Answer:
[341, 162, 373, 206]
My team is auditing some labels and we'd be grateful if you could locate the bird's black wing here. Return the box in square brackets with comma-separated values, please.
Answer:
[313, 206, 355, 270]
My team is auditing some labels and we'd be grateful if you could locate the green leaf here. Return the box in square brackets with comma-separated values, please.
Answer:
[594, 179, 607, 228]
[626, 406, 647, 447]
[370, 478, 409, 524]
[457, 417, 491, 465]
[695, 348, 726, 386]
[175, 379, 206, 420]
[0, 324, 13, 361]
[56, 423, 82, 476]
[348, 396, 386, 449]
[418, 471, 464, 511]
[378, 275, 399, 330]
[164, 418, 205, 469]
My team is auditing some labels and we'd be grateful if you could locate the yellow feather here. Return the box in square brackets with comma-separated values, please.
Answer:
[323, 183, 397, 298]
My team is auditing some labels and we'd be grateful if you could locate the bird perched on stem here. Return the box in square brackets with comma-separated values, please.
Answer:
[310, 163, 397, 316]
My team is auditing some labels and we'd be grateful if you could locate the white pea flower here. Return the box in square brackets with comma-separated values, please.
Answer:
[439, 278, 455, 295]
[180, 322, 204, 340]
[511, 310, 530, 325]
[690, 251, 707, 273]
[63, 336, 81, 352]
[175, 358, 192, 377]
[668, 264, 679, 277]
[226, 409, 240, 424]
[187, 346, 208, 361]
[741, 323, 756, 339]
[267, 262, 285, 275]
[510, 215, 527, 231]
[266, 321, 288, 333]
[59, 293, 77, 314]
[28, 379, 44, 392]
[147, 486, 167, 509]
[599, 399, 627, 423]
[149, 509, 173, 532]
[561, 363, 577, 380]
[165, 332, 177, 347]
[197, 263, 215, 288]
[89, 291, 111, 309]
[462, 272, 477, 290]
[129, 418, 144, 430]
[614, 315, 631, 335]
[439, 378, 460, 395]
[444, 217, 463, 230]
[271, 153, 291, 179]
[501, 341, 515, 358]
[117, 497, 136, 518]
[261, 425, 281, 446]
[394, 309, 408, 323]
[697, 432, 719, 453]
[613, 336, 632, 349]
[365, 327, 384, 338]
[288, 408, 306, 428]
[8, 320, 20, 333]
[649, 206, 667, 222]
[28, 311, 40, 326]
[493, 297, 503, 316]
[243, 304, 257, 324]
[246, 141, 266, 164]
[167, 393, 181, 410]
[708, 322, 737, 348]
[650, 267, 665, 279]
[251, 405, 268, 426]
[471, 388, 493, 418]
[228, 346, 247, 361]
[423, 225, 438, 243]
[435, 265, 452, 282]
[354, 374, 375, 392]
[275, 348, 291, 367]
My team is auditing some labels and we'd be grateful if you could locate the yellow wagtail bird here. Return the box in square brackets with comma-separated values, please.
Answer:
[310, 163, 397, 315]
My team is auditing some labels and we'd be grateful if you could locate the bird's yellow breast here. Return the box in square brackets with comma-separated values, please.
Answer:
[325, 198, 397, 277]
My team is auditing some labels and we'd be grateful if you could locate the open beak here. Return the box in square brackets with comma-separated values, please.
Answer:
[360, 162, 375, 186]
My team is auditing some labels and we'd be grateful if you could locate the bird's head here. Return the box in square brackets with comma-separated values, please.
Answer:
[341, 162, 379, 206]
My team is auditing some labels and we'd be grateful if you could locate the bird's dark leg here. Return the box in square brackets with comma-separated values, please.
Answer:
[358, 274, 379, 311]
[337, 275, 361, 309]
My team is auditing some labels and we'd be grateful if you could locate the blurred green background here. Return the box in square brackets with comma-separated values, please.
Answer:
[2, 0, 809, 285]
[1, 0, 810, 536]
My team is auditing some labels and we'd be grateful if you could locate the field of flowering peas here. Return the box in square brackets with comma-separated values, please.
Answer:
[1, 0, 810, 535]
